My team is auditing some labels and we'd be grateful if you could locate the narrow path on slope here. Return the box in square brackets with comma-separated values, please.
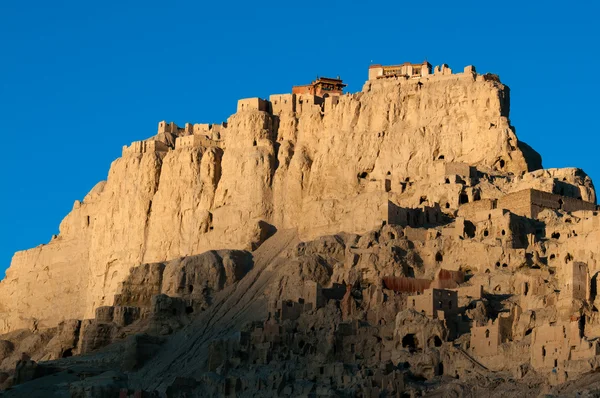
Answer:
[452, 345, 489, 372]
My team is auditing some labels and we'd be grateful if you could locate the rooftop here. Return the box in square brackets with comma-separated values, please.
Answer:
[369, 61, 431, 69]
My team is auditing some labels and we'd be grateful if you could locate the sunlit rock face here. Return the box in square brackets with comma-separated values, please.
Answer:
[0, 65, 593, 337]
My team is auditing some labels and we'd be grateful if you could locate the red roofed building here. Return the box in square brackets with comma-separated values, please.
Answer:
[292, 76, 346, 97]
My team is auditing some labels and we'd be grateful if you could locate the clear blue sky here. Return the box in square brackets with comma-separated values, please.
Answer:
[0, 1, 598, 275]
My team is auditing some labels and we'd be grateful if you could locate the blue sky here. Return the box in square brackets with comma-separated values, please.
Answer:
[0, 1, 598, 275]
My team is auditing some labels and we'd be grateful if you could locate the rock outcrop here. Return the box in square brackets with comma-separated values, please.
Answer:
[0, 66, 560, 332]
[2, 62, 600, 396]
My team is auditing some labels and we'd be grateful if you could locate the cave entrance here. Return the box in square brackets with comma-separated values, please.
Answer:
[402, 334, 419, 352]
[429, 335, 443, 347]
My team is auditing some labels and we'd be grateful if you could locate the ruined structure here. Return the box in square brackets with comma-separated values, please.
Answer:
[292, 76, 346, 97]
[2, 61, 600, 396]
[368, 61, 433, 80]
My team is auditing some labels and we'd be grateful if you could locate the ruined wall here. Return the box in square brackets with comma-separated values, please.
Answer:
[471, 321, 501, 356]
[122, 140, 169, 156]
[470, 313, 513, 358]
[158, 121, 178, 134]
[269, 94, 296, 114]
[407, 289, 457, 318]
[457, 199, 496, 218]
[175, 135, 221, 150]
[237, 98, 269, 112]
[510, 168, 596, 204]
[498, 188, 596, 220]
[560, 262, 588, 301]
[497, 190, 532, 218]
[531, 322, 579, 370]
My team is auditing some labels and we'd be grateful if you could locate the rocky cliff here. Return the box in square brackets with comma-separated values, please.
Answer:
[1, 67, 557, 332]
[2, 64, 600, 396]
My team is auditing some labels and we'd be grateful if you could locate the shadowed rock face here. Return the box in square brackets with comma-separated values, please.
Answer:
[0, 249, 255, 382]
[1, 64, 600, 396]
[517, 140, 542, 171]
[2, 209, 600, 395]
[161, 250, 254, 304]
[113, 250, 254, 311]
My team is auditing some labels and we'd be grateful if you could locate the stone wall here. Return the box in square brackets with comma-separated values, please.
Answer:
[295, 94, 323, 113]
[498, 189, 596, 219]
[471, 320, 501, 356]
[122, 140, 169, 157]
[530, 321, 581, 370]
[470, 314, 512, 357]
[237, 98, 269, 112]
[534, 189, 596, 217]
[457, 199, 496, 218]
[175, 135, 221, 150]
[560, 262, 588, 301]
[269, 94, 295, 114]
[407, 289, 457, 318]
[158, 121, 179, 134]
[497, 190, 532, 218]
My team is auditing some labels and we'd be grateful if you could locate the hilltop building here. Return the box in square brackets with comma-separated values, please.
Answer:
[368, 61, 433, 80]
[292, 76, 346, 97]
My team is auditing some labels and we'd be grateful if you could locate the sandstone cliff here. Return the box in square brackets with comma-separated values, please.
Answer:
[0, 66, 591, 336]
[2, 64, 600, 396]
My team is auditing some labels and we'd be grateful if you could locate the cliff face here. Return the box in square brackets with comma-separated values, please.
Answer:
[0, 68, 593, 333]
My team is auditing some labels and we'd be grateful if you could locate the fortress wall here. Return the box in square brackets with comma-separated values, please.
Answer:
[457, 199, 496, 218]
[269, 94, 295, 114]
[434, 64, 453, 76]
[387, 201, 411, 227]
[497, 190, 533, 218]
[498, 188, 596, 220]
[471, 320, 501, 356]
[237, 98, 269, 112]
[452, 285, 483, 299]
[175, 135, 221, 150]
[530, 189, 596, 218]
[364, 71, 475, 90]
[296, 94, 324, 113]
[530, 190, 561, 210]
[368, 66, 383, 80]
[158, 121, 179, 134]
[562, 196, 597, 213]
[324, 95, 340, 114]
[209, 123, 227, 140]
[122, 140, 169, 156]
[193, 123, 210, 135]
